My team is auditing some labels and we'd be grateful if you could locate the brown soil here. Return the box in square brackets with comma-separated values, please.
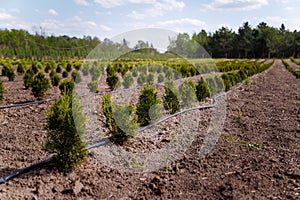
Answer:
[0, 60, 299, 199]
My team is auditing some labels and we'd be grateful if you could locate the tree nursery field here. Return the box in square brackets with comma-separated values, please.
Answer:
[0, 56, 299, 199]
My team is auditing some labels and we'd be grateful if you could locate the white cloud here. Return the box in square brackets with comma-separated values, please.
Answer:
[10, 8, 20, 13]
[157, 18, 206, 27]
[206, 0, 268, 11]
[74, 0, 90, 6]
[100, 24, 111, 31]
[285, 6, 294, 10]
[127, 0, 185, 19]
[48, 9, 58, 16]
[94, 0, 185, 10]
[0, 9, 13, 20]
[265, 16, 288, 23]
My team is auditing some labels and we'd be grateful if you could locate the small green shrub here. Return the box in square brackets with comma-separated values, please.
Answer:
[66, 63, 72, 72]
[106, 73, 119, 90]
[102, 94, 138, 143]
[82, 63, 89, 76]
[59, 80, 75, 95]
[123, 73, 134, 88]
[72, 71, 82, 83]
[62, 70, 68, 78]
[50, 72, 60, 87]
[163, 81, 180, 114]
[136, 86, 162, 126]
[44, 93, 87, 171]
[44, 63, 52, 73]
[131, 67, 138, 77]
[206, 76, 217, 96]
[17, 62, 25, 74]
[31, 72, 50, 99]
[2, 63, 15, 81]
[56, 65, 62, 73]
[88, 80, 98, 93]
[157, 74, 164, 83]
[23, 69, 34, 89]
[147, 73, 155, 84]
[137, 73, 147, 85]
[179, 79, 196, 107]
[196, 77, 210, 101]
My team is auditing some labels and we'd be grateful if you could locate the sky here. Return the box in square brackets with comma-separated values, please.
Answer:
[0, 0, 299, 40]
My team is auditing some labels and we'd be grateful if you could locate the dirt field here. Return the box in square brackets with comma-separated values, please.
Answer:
[0, 60, 299, 199]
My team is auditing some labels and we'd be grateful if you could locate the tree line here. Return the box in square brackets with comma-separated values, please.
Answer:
[169, 22, 300, 58]
[0, 21, 299, 59]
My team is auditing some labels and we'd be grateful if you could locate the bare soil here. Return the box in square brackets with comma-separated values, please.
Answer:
[0, 60, 299, 199]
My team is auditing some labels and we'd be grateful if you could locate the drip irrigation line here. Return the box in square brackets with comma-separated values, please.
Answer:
[0, 98, 56, 109]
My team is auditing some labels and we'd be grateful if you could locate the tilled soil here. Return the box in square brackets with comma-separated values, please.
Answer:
[0, 60, 299, 199]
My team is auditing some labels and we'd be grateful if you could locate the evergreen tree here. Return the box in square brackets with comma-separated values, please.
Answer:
[44, 93, 87, 171]
[136, 86, 162, 126]
[196, 77, 210, 101]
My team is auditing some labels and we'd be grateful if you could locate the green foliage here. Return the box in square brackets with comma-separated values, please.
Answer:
[163, 81, 180, 114]
[88, 80, 98, 93]
[157, 74, 164, 83]
[82, 63, 89, 76]
[62, 70, 68, 78]
[17, 62, 25, 74]
[44, 93, 87, 171]
[50, 72, 60, 87]
[31, 63, 40, 74]
[23, 69, 34, 89]
[0, 80, 4, 103]
[122, 73, 134, 88]
[66, 63, 72, 72]
[106, 73, 119, 90]
[179, 79, 196, 107]
[56, 65, 62, 73]
[72, 71, 82, 83]
[102, 94, 138, 143]
[196, 77, 210, 101]
[44, 62, 52, 73]
[282, 59, 300, 79]
[90, 64, 103, 81]
[206, 76, 217, 96]
[59, 80, 75, 95]
[31, 72, 50, 99]
[147, 72, 155, 84]
[136, 86, 162, 126]
[137, 73, 147, 85]
[2, 63, 15, 81]
[131, 67, 138, 77]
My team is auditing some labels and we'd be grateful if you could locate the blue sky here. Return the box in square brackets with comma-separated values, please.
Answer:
[0, 0, 299, 40]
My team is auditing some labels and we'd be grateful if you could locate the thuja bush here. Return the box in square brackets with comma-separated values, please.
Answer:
[0, 80, 4, 103]
[157, 74, 164, 83]
[62, 70, 68, 78]
[88, 80, 98, 93]
[44, 62, 52, 73]
[163, 81, 180, 114]
[2, 63, 15, 81]
[136, 86, 162, 126]
[206, 76, 217, 96]
[179, 79, 197, 107]
[147, 72, 155, 84]
[196, 77, 210, 101]
[106, 73, 119, 90]
[90, 64, 103, 81]
[56, 65, 62, 73]
[131, 67, 138, 77]
[82, 63, 89, 76]
[50, 72, 60, 87]
[59, 80, 75, 95]
[66, 63, 72, 72]
[23, 69, 34, 89]
[72, 71, 82, 83]
[122, 73, 134, 88]
[44, 93, 87, 171]
[102, 94, 138, 143]
[31, 72, 50, 99]
[17, 62, 25, 74]
[137, 73, 147, 85]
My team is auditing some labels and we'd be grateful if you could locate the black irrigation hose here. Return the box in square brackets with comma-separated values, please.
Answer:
[0, 98, 56, 109]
